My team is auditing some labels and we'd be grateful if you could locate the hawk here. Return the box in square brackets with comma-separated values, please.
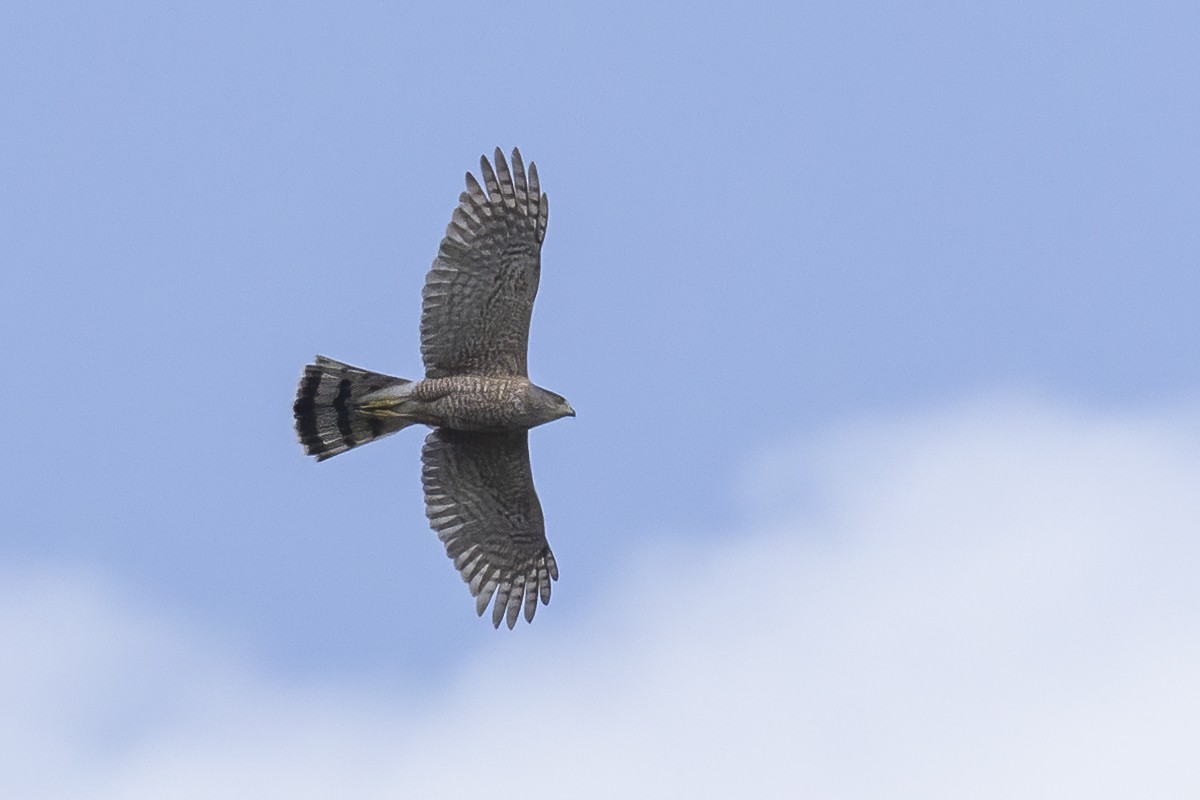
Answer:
[293, 148, 574, 629]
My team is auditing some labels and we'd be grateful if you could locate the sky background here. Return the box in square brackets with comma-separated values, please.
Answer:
[2, 1, 1199, 796]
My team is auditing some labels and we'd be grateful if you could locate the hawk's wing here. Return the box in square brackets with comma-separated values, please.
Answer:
[420, 147, 549, 379]
[421, 429, 558, 628]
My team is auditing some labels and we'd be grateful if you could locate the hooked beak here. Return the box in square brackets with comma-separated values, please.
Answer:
[565, 404, 576, 417]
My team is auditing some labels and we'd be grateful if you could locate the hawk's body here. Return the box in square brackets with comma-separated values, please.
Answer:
[293, 148, 573, 629]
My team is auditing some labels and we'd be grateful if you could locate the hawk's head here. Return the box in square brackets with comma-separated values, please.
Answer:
[529, 385, 575, 424]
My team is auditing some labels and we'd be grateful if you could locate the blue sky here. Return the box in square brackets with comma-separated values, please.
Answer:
[2, 1, 1199, 795]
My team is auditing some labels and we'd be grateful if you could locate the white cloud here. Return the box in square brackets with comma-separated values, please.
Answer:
[4, 394, 1199, 798]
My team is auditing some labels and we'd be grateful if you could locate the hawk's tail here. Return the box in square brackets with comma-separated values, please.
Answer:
[293, 356, 417, 461]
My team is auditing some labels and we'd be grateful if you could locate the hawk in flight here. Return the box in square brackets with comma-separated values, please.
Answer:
[293, 148, 574, 629]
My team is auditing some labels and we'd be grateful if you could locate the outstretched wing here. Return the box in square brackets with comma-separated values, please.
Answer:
[420, 147, 549, 379]
[421, 429, 558, 628]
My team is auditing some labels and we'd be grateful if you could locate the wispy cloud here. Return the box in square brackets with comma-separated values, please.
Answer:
[5, 394, 1198, 798]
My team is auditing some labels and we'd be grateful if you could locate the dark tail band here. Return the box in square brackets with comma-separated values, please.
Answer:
[294, 356, 414, 460]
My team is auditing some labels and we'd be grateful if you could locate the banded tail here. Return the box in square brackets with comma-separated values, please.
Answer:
[293, 356, 416, 461]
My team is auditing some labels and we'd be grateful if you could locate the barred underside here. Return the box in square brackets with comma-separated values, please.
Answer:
[293, 356, 413, 461]
[421, 429, 558, 629]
